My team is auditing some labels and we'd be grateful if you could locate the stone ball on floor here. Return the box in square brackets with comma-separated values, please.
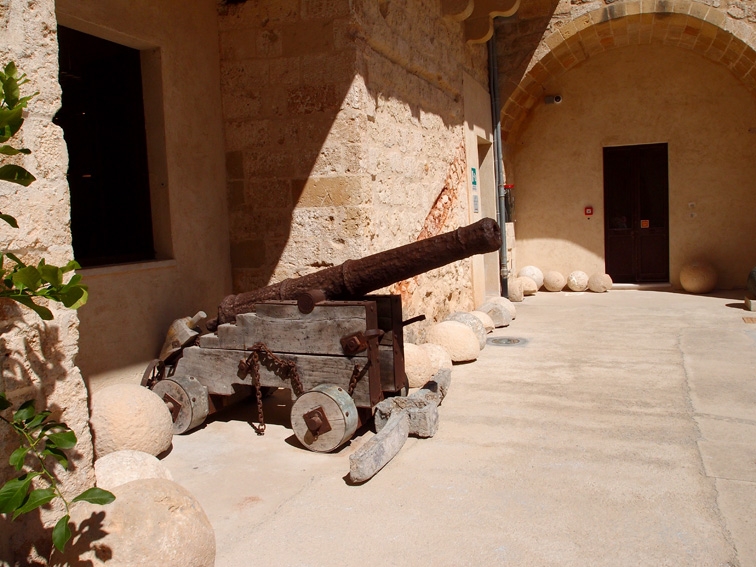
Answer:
[418, 343, 453, 374]
[520, 276, 538, 296]
[403, 342, 435, 388]
[544, 271, 566, 292]
[481, 296, 516, 321]
[444, 312, 487, 349]
[95, 450, 173, 492]
[50, 478, 215, 567]
[567, 270, 589, 292]
[518, 266, 544, 289]
[90, 383, 173, 459]
[748, 266, 756, 297]
[470, 310, 495, 333]
[680, 262, 717, 294]
[424, 321, 480, 362]
[508, 277, 524, 302]
[476, 301, 512, 327]
[588, 273, 613, 293]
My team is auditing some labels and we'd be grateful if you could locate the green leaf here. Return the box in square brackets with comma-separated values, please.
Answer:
[41, 446, 69, 469]
[12, 488, 55, 519]
[23, 410, 51, 431]
[72, 487, 115, 506]
[39, 264, 62, 287]
[0, 472, 38, 514]
[61, 260, 81, 273]
[47, 430, 76, 450]
[0, 145, 30, 155]
[0, 107, 24, 142]
[11, 266, 41, 291]
[52, 514, 71, 553]
[9, 446, 29, 470]
[8, 294, 53, 320]
[5, 252, 24, 266]
[0, 214, 18, 228]
[57, 286, 86, 309]
[0, 393, 10, 411]
[13, 399, 36, 423]
[0, 164, 35, 186]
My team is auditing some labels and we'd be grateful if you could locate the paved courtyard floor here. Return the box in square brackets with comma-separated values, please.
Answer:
[163, 289, 756, 567]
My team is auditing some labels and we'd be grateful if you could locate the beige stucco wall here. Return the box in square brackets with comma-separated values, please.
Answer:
[510, 43, 756, 288]
[0, 0, 94, 561]
[55, 0, 232, 386]
[219, 0, 491, 338]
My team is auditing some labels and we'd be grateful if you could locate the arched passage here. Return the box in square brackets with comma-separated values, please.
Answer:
[499, 1, 756, 288]
[501, 1, 756, 141]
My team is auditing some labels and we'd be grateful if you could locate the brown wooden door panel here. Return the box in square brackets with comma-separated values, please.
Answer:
[604, 144, 669, 283]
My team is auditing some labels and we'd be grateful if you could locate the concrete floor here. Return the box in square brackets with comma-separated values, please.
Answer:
[162, 289, 756, 567]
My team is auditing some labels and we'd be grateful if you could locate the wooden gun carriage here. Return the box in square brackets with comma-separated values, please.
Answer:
[145, 218, 502, 453]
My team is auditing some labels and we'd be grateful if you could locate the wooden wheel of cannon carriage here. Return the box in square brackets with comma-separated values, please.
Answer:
[290, 384, 358, 452]
[151, 375, 209, 434]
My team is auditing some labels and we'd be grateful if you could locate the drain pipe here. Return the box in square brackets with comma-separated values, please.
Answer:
[488, 29, 509, 298]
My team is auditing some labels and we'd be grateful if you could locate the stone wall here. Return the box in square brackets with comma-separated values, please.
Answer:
[0, 0, 94, 562]
[219, 0, 490, 336]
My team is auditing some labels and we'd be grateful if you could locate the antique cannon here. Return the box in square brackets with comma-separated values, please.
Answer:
[145, 218, 501, 453]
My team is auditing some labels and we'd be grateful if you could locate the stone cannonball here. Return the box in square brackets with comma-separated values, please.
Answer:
[481, 296, 516, 321]
[508, 277, 524, 302]
[444, 312, 487, 350]
[470, 310, 495, 333]
[50, 478, 215, 567]
[476, 301, 513, 327]
[95, 450, 173, 492]
[543, 271, 566, 292]
[418, 343, 453, 374]
[588, 273, 613, 293]
[680, 262, 717, 294]
[520, 276, 538, 296]
[403, 342, 435, 388]
[90, 383, 173, 459]
[424, 321, 480, 362]
[567, 271, 589, 292]
[518, 266, 544, 289]
[747, 267, 756, 297]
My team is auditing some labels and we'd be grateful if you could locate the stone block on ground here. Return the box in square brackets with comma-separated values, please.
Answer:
[418, 343, 453, 374]
[90, 384, 173, 458]
[483, 296, 516, 320]
[567, 270, 589, 292]
[49, 478, 215, 567]
[518, 265, 544, 289]
[403, 342, 435, 388]
[520, 276, 538, 296]
[588, 273, 613, 292]
[746, 293, 756, 312]
[680, 261, 717, 294]
[544, 271, 565, 292]
[470, 310, 495, 332]
[95, 450, 173, 491]
[349, 411, 409, 483]
[444, 311, 487, 349]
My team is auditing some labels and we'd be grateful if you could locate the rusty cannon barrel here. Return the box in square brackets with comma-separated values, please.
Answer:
[207, 217, 502, 330]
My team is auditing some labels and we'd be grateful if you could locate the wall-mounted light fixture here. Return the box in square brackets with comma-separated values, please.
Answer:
[544, 95, 562, 104]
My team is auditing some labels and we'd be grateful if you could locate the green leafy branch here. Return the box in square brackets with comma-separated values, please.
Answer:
[0, 61, 88, 319]
[0, 61, 37, 192]
[0, 393, 115, 552]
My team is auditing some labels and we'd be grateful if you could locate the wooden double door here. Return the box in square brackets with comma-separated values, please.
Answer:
[603, 143, 670, 283]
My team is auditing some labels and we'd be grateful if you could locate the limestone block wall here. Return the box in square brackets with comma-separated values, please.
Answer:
[0, 0, 94, 562]
[495, 0, 756, 288]
[219, 0, 490, 336]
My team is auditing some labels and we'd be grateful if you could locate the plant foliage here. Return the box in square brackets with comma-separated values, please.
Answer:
[0, 62, 111, 552]
[0, 393, 115, 551]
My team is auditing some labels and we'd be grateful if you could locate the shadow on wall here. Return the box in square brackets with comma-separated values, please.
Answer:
[219, 0, 476, 293]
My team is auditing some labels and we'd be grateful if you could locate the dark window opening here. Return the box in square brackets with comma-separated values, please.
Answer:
[54, 26, 155, 267]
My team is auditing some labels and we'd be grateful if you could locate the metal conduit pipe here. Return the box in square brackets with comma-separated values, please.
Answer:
[488, 29, 510, 298]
